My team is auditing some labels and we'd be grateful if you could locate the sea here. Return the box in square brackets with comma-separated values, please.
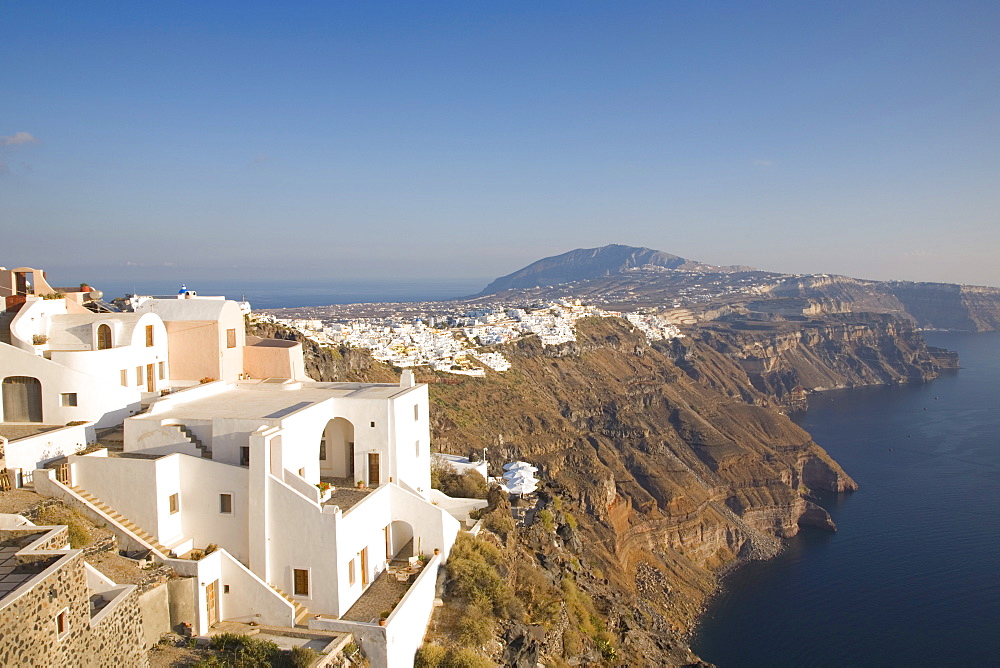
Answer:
[691, 330, 1000, 667]
[91, 278, 489, 309]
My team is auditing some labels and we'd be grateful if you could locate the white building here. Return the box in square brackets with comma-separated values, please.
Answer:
[36, 370, 461, 667]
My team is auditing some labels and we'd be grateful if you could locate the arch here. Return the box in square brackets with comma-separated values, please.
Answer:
[388, 520, 415, 561]
[319, 418, 355, 479]
[97, 323, 112, 350]
[2, 376, 43, 423]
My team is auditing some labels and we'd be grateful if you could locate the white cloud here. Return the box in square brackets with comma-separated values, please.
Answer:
[0, 132, 40, 147]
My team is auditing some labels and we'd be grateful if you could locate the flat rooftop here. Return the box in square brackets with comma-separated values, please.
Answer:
[0, 533, 59, 599]
[0, 424, 62, 442]
[139, 381, 419, 422]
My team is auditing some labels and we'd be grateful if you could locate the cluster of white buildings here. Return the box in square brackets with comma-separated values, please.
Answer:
[1, 266, 478, 667]
[263, 298, 685, 378]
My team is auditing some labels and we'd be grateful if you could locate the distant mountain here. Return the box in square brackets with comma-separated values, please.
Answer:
[480, 244, 753, 294]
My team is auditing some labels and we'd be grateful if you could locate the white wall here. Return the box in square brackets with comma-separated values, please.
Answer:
[0, 345, 141, 428]
[70, 453, 162, 540]
[178, 457, 250, 563]
[2, 423, 89, 482]
[390, 385, 432, 498]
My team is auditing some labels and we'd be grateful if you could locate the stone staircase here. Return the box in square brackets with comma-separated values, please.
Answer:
[172, 424, 212, 459]
[271, 586, 311, 626]
[70, 486, 176, 557]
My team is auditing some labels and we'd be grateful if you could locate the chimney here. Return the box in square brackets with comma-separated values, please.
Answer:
[400, 369, 416, 388]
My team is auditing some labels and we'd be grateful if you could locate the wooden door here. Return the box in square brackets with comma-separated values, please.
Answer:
[146, 364, 155, 392]
[206, 580, 219, 627]
[361, 547, 369, 586]
[367, 452, 380, 487]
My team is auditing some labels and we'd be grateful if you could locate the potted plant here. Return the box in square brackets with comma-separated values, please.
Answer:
[356, 480, 366, 489]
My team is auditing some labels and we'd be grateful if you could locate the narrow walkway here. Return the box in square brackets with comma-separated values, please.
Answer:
[320, 476, 374, 512]
[340, 570, 410, 623]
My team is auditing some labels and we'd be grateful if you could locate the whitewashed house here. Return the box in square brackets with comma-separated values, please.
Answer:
[39, 370, 459, 667]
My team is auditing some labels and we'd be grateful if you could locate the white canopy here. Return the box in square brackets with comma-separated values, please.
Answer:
[504, 480, 538, 495]
[503, 461, 538, 472]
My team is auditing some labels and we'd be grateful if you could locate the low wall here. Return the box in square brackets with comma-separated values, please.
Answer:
[3, 424, 89, 485]
[309, 555, 442, 668]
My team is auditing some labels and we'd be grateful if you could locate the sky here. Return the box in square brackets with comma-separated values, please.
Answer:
[2, 1, 999, 293]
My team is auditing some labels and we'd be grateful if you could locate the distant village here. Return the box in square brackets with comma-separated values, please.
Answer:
[258, 299, 685, 376]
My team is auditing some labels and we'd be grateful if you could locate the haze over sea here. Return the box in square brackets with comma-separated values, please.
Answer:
[94, 279, 489, 309]
[692, 330, 1000, 666]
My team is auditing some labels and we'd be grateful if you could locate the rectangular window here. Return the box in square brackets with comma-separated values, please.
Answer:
[158, 361, 165, 380]
[120, 369, 128, 387]
[169, 493, 179, 514]
[56, 608, 69, 639]
[146, 324, 154, 347]
[219, 493, 233, 514]
[293, 568, 309, 597]
[226, 328, 236, 349]
[319, 440, 327, 461]
[348, 558, 356, 586]
[361, 548, 369, 586]
[136, 366, 143, 386]
[415, 440, 420, 458]
[414, 404, 419, 421]
[370, 421, 375, 428]
[240, 447, 250, 467]
[60, 393, 77, 407]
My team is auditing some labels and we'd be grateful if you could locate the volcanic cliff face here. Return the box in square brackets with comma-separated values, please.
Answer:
[691, 313, 959, 407]
[417, 318, 855, 661]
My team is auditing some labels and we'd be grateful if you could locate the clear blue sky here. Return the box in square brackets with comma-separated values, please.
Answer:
[3, 1, 999, 290]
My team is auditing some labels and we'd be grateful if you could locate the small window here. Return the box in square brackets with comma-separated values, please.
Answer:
[415, 440, 420, 458]
[120, 369, 128, 387]
[293, 568, 309, 597]
[146, 324, 154, 347]
[158, 361, 165, 380]
[136, 366, 143, 386]
[169, 493, 179, 514]
[223, 584, 230, 594]
[240, 447, 250, 467]
[370, 421, 375, 428]
[219, 493, 233, 514]
[56, 608, 69, 639]
[414, 404, 419, 421]
[348, 558, 356, 586]
[226, 328, 237, 349]
[319, 439, 327, 461]
[60, 393, 77, 407]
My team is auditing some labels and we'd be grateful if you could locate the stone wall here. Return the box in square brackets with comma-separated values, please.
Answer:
[0, 544, 149, 667]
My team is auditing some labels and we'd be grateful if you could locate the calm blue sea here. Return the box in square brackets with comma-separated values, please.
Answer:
[691, 330, 1000, 667]
[92, 278, 489, 309]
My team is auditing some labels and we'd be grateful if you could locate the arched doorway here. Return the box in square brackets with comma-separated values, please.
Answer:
[319, 418, 354, 479]
[2, 376, 42, 422]
[97, 324, 112, 350]
[387, 520, 415, 562]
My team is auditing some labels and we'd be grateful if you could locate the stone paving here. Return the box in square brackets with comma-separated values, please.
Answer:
[320, 476, 374, 512]
[340, 570, 410, 623]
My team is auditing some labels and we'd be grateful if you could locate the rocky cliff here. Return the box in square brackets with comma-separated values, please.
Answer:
[417, 319, 857, 664]
[691, 313, 959, 409]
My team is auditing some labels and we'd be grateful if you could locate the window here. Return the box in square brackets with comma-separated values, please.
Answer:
[226, 328, 237, 349]
[348, 558, 356, 585]
[97, 324, 112, 350]
[145, 324, 154, 347]
[158, 361, 165, 380]
[319, 439, 327, 461]
[60, 393, 77, 407]
[56, 608, 69, 639]
[219, 493, 233, 514]
[370, 421, 375, 428]
[415, 440, 420, 458]
[136, 366, 143, 386]
[120, 369, 128, 387]
[240, 447, 250, 466]
[223, 584, 230, 594]
[414, 405, 419, 421]
[169, 493, 179, 514]
[293, 569, 309, 597]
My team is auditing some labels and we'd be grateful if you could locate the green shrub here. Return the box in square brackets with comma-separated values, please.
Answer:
[456, 602, 495, 647]
[537, 509, 555, 532]
[414, 643, 448, 668]
[288, 645, 316, 667]
[563, 512, 578, 531]
[442, 646, 495, 668]
[431, 460, 489, 499]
